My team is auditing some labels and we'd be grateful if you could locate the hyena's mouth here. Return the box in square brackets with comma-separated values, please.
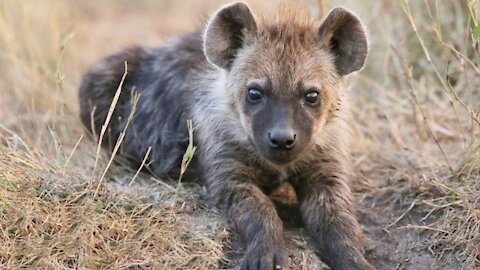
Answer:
[262, 148, 302, 165]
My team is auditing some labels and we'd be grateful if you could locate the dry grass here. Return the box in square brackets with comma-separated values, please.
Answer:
[0, 149, 227, 269]
[0, 0, 479, 269]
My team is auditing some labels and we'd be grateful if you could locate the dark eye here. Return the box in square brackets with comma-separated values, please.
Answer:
[247, 87, 263, 102]
[305, 90, 319, 104]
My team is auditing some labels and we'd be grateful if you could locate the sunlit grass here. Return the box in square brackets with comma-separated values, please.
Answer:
[0, 0, 478, 269]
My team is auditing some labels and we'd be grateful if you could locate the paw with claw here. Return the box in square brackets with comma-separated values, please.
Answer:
[241, 242, 288, 270]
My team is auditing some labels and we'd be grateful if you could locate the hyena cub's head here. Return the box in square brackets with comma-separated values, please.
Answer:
[204, 2, 367, 165]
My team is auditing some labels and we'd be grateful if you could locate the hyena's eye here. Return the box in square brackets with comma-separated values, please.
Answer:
[247, 87, 263, 103]
[305, 90, 319, 105]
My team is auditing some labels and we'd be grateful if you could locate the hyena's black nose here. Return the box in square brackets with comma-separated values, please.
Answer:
[268, 130, 297, 150]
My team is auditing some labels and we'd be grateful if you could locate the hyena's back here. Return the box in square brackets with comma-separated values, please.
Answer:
[78, 32, 206, 179]
[79, 47, 144, 139]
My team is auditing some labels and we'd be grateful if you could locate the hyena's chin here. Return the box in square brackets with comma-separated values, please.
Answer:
[264, 152, 299, 165]
[258, 144, 306, 166]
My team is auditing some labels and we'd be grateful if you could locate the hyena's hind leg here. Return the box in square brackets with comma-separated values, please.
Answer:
[78, 47, 146, 147]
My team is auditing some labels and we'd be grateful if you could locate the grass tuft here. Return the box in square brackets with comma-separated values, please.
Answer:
[0, 0, 479, 269]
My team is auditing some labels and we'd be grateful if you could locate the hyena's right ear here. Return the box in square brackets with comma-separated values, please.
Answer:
[204, 2, 257, 70]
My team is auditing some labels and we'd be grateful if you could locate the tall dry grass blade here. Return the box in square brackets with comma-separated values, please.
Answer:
[63, 135, 84, 172]
[129, 146, 152, 186]
[90, 62, 128, 186]
[171, 120, 197, 208]
[52, 32, 74, 130]
[94, 90, 140, 197]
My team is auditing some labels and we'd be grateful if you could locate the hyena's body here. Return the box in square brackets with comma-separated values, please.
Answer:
[79, 3, 373, 270]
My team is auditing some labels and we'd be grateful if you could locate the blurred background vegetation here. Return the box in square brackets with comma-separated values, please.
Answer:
[0, 0, 479, 269]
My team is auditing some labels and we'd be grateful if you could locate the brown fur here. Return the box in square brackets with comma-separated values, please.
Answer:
[201, 3, 370, 269]
[79, 2, 372, 270]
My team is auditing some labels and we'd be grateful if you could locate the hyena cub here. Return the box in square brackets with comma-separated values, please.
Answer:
[79, 2, 372, 270]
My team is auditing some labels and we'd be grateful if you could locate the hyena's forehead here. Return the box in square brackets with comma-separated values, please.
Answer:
[231, 7, 339, 94]
[239, 34, 336, 94]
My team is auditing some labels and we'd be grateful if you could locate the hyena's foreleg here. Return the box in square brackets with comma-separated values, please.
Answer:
[293, 167, 374, 270]
[206, 163, 287, 270]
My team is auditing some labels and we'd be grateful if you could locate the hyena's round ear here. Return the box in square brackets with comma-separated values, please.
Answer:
[203, 2, 257, 70]
[317, 7, 368, 76]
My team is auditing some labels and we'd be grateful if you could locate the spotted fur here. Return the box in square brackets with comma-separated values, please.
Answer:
[79, 2, 372, 270]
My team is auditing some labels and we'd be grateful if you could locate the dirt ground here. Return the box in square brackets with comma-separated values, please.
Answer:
[1, 0, 479, 269]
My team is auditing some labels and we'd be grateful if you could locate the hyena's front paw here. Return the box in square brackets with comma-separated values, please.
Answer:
[241, 241, 287, 270]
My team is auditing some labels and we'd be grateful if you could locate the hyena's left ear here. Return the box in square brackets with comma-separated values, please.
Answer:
[204, 2, 257, 70]
[317, 8, 368, 76]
